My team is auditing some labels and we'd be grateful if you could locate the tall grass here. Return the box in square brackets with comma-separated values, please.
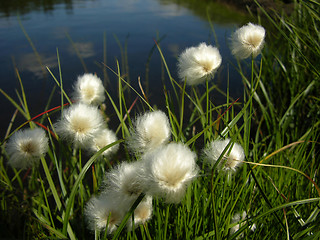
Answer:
[1, 1, 319, 239]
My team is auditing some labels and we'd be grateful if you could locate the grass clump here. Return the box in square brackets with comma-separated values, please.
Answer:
[0, 1, 319, 239]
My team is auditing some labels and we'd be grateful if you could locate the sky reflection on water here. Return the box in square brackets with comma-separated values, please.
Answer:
[0, 0, 250, 137]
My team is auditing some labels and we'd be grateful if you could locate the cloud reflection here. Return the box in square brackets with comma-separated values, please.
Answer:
[154, 2, 188, 18]
[68, 42, 95, 59]
[113, 0, 188, 18]
[17, 53, 58, 78]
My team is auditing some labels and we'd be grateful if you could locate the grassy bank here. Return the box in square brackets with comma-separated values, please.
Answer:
[0, 0, 319, 239]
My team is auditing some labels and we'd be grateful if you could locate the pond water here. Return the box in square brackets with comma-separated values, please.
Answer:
[0, 0, 252, 138]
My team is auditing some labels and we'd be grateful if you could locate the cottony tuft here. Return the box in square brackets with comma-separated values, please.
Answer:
[73, 73, 105, 105]
[177, 42, 222, 85]
[54, 103, 105, 147]
[126, 110, 171, 154]
[230, 22, 266, 59]
[203, 138, 245, 172]
[87, 128, 119, 157]
[6, 127, 49, 169]
[84, 193, 124, 233]
[142, 142, 198, 203]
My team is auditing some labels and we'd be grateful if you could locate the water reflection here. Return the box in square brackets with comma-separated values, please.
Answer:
[0, 0, 253, 138]
[17, 53, 57, 78]
[68, 42, 95, 59]
[0, 0, 79, 17]
[0, 0, 251, 23]
[158, 0, 251, 24]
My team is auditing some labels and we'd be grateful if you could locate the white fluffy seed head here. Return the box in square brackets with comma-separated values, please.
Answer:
[103, 161, 146, 207]
[5, 127, 49, 169]
[54, 103, 105, 147]
[127, 195, 153, 230]
[127, 110, 171, 154]
[177, 42, 222, 85]
[73, 73, 105, 105]
[203, 138, 245, 172]
[231, 22, 266, 59]
[88, 128, 119, 157]
[84, 194, 124, 233]
[142, 142, 198, 203]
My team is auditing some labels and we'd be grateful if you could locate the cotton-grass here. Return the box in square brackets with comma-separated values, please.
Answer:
[84, 193, 124, 233]
[86, 161, 149, 233]
[127, 195, 153, 230]
[203, 138, 245, 173]
[142, 142, 198, 203]
[126, 110, 171, 154]
[177, 42, 222, 85]
[54, 103, 105, 147]
[230, 22, 266, 59]
[5, 127, 49, 169]
[88, 128, 119, 157]
[103, 161, 146, 205]
[73, 73, 105, 105]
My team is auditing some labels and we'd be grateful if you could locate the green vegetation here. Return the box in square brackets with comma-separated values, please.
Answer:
[0, 0, 319, 239]
[159, 0, 253, 24]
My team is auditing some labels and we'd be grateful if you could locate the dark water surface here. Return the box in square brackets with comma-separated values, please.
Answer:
[0, 0, 251, 138]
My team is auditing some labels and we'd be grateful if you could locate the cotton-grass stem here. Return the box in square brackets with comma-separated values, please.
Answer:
[117, 61, 125, 138]
[104, 212, 114, 239]
[77, 148, 86, 211]
[245, 55, 255, 157]
[154, 39, 180, 103]
[142, 222, 152, 240]
[102, 62, 153, 110]
[130, 214, 136, 239]
[16, 69, 31, 121]
[95, 229, 100, 240]
[39, 174, 55, 229]
[209, 153, 221, 240]
[40, 156, 62, 211]
[62, 139, 124, 235]
[206, 77, 209, 142]
[186, 97, 240, 146]
[46, 132, 67, 197]
[3, 109, 18, 144]
[111, 193, 145, 240]
[178, 80, 187, 141]
[46, 66, 72, 105]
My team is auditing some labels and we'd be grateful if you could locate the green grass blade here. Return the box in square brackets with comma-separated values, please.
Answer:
[62, 139, 124, 235]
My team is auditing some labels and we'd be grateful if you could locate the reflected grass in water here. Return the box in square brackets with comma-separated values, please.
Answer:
[159, 0, 253, 24]
[0, 0, 74, 17]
